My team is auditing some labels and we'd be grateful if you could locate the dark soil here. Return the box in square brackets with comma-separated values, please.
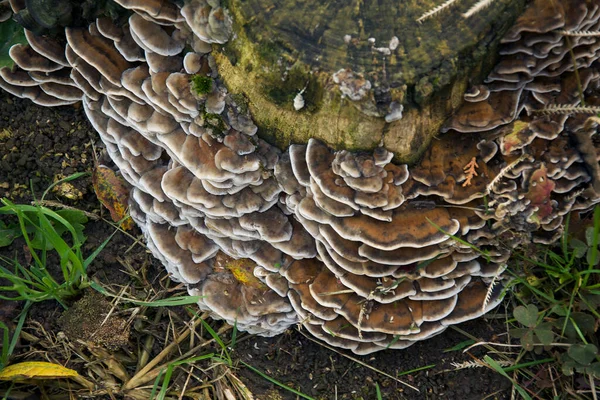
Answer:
[0, 91, 514, 400]
[233, 319, 513, 400]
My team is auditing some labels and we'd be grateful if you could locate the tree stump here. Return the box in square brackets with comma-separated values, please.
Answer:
[216, 0, 526, 163]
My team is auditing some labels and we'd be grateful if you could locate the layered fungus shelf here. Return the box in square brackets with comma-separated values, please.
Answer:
[1, 0, 600, 354]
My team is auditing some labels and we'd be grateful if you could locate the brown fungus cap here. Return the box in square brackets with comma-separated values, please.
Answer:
[145, 51, 183, 73]
[0, 79, 73, 106]
[327, 206, 460, 251]
[9, 44, 63, 72]
[65, 45, 103, 94]
[181, 0, 233, 44]
[441, 279, 504, 326]
[66, 28, 131, 87]
[29, 69, 74, 86]
[0, 0, 11, 22]
[0, 67, 37, 86]
[129, 13, 185, 56]
[112, 0, 183, 24]
[442, 88, 523, 133]
[39, 82, 82, 102]
[502, 0, 565, 44]
[23, 30, 69, 67]
[146, 222, 212, 284]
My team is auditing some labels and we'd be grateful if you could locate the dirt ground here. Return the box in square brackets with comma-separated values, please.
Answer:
[0, 91, 513, 399]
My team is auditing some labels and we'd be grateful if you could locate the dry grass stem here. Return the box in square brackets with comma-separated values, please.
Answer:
[463, 0, 496, 18]
[124, 317, 205, 390]
[451, 359, 513, 370]
[558, 30, 600, 37]
[417, 0, 460, 23]
[536, 105, 600, 115]
[31, 199, 100, 220]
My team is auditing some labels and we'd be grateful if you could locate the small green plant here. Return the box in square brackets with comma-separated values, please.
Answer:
[191, 74, 212, 95]
[502, 207, 600, 397]
[561, 344, 600, 378]
[0, 174, 115, 307]
[510, 304, 554, 352]
[509, 302, 600, 376]
[0, 19, 27, 68]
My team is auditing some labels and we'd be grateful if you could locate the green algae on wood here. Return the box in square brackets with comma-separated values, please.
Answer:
[216, 0, 526, 163]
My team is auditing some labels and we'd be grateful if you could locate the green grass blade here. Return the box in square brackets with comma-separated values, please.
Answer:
[9, 205, 44, 268]
[198, 317, 231, 365]
[132, 296, 203, 307]
[89, 281, 109, 295]
[230, 320, 238, 350]
[385, 335, 400, 350]
[0, 322, 9, 367]
[157, 364, 175, 400]
[397, 364, 436, 377]
[83, 227, 119, 269]
[502, 358, 554, 373]
[150, 354, 216, 400]
[484, 356, 532, 400]
[0, 302, 30, 369]
[91, 282, 203, 306]
[37, 211, 81, 276]
[586, 206, 600, 276]
[562, 213, 571, 259]
[444, 339, 476, 352]
[240, 361, 316, 400]
[375, 382, 383, 400]
[199, 317, 227, 352]
[426, 218, 490, 261]
[9, 302, 30, 359]
[149, 369, 165, 400]
[506, 273, 556, 304]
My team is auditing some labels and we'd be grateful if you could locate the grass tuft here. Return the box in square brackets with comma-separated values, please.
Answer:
[0, 175, 116, 307]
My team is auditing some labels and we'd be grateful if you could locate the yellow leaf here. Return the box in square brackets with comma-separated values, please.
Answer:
[216, 253, 267, 290]
[0, 361, 78, 381]
[92, 165, 134, 230]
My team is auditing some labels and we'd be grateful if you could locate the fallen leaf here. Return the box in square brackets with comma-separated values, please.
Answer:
[92, 165, 133, 230]
[52, 179, 83, 200]
[0, 361, 78, 380]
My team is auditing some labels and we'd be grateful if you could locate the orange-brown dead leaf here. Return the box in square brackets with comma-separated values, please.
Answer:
[92, 165, 133, 230]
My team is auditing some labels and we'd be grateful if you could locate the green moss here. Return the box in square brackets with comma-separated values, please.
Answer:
[260, 63, 324, 113]
[256, 40, 281, 64]
[191, 75, 213, 95]
[205, 113, 227, 134]
[198, 104, 228, 136]
[258, 119, 287, 148]
[229, 93, 249, 114]
[221, 41, 241, 67]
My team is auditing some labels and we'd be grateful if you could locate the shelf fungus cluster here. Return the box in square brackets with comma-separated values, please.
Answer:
[2, 0, 600, 354]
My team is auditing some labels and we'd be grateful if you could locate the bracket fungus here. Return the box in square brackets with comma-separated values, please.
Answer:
[3, 0, 600, 354]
